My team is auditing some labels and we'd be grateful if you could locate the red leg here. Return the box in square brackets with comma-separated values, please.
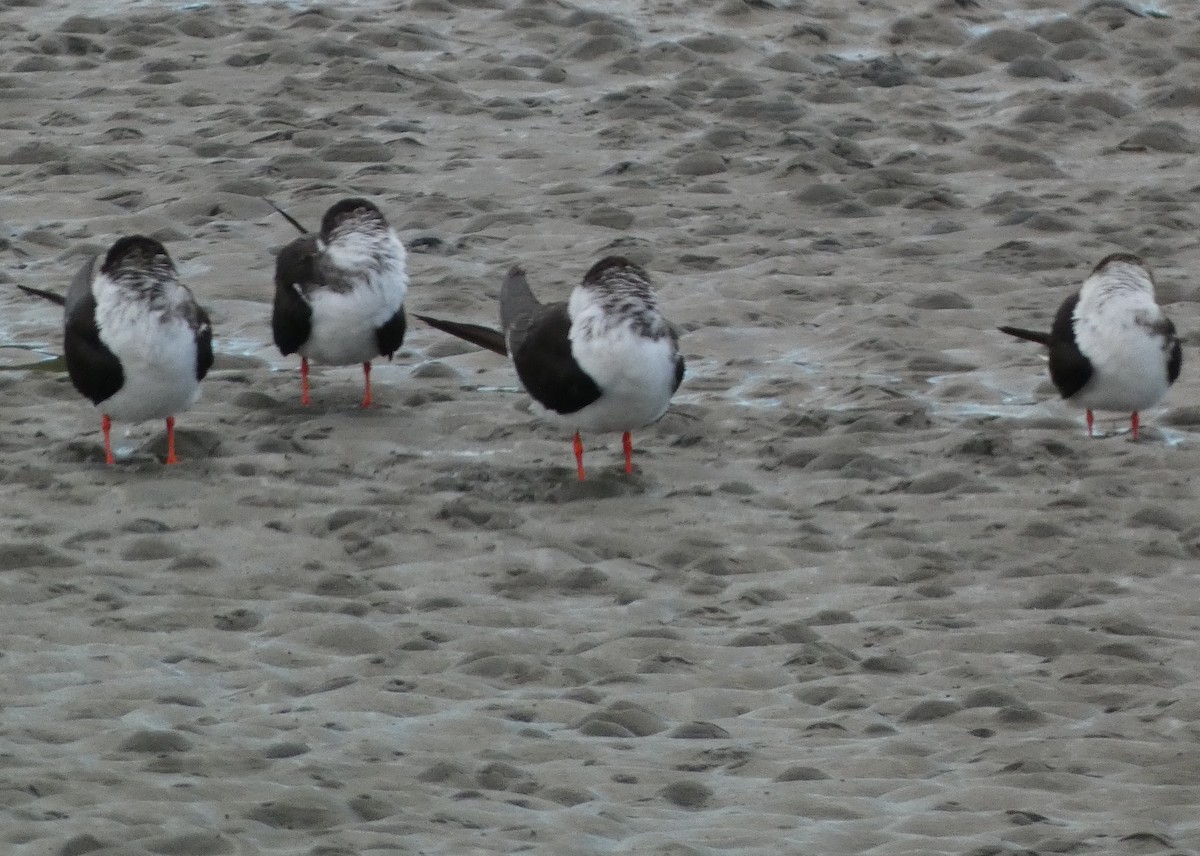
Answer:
[1131, 411, 1139, 441]
[573, 431, 586, 481]
[301, 356, 311, 406]
[165, 416, 178, 464]
[102, 413, 114, 466]
[1086, 409, 1094, 437]
[623, 430, 633, 474]
[361, 361, 373, 409]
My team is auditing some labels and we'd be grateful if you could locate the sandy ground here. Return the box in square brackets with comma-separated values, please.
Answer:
[4, 0, 1200, 854]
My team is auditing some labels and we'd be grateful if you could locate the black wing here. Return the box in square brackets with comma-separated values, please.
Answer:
[1046, 293, 1092, 400]
[16, 284, 66, 306]
[668, 324, 685, 394]
[998, 325, 1052, 346]
[63, 276, 123, 406]
[265, 198, 309, 235]
[414, 314, 508, 356]
[195, 304, 215, 381]
[376, 306, 407, 360]
[271, 235, 317, 356]
[499, 265, 541, 338]
[1162, 317, 1183, 385]
[511, 303, 602, 415]
[65, 255, 98, 317]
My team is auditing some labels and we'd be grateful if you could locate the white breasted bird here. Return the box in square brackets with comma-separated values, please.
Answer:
[999, 252, 1182, 439]
[21, 235, 213, 464]
[418, 256, 685, 479]
[270, 197, 408, 408]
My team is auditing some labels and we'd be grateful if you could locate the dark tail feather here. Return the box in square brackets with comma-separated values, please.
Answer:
[998, 325, 1051, 346]
[264, 198, 309, 235]
[16, 284, 67, 306]
[415, 314, 508, 356]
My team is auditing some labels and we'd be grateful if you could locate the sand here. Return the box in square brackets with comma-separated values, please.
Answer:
[3, 0, 1200, 853]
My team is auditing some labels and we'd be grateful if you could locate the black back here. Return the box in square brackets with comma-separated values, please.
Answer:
[271, 234, 317, 355]
[511, 303, 602, 415]
[63, 256, 123, 406]
[1046, 293, 1093, 400]
[376, 306, 407, 359]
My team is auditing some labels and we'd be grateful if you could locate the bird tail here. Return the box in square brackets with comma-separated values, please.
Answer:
[16, 284, 67, 306]
[415, 315, 508, 356]
[998, 325, 1051, 346]
[264, 198, 309, 235]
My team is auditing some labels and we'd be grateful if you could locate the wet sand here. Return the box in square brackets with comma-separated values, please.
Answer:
[3, 0, 1200, 853]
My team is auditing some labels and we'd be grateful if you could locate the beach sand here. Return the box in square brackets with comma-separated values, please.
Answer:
[3, 0, 1200, 853]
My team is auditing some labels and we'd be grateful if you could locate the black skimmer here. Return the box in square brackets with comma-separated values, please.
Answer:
[269, 197, 408, 408]
[19, 236, 213, 464]
[999, 252, 1182, 439]
[417, 256, 685, 479]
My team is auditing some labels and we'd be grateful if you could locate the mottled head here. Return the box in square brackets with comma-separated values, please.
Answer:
[571, 255, 671, 340]
[1085, 252, 1156, 300]
[319, 198, 389, 243]
[1092, 252, 1149, 277]
[581, 256, 653, 293]
[99, 236, 177, 287]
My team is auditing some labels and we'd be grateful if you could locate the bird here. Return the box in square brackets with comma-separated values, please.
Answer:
[269, 197, 408, 408]
[999, 252, 1181, 440]
[19, 235, 213, 465]
[416, 256, 685, 480]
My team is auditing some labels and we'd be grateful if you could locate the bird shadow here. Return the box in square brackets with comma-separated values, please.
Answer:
[424, 460, 651, 504]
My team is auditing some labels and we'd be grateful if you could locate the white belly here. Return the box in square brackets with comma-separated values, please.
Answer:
[99, 319, 202, 423]
[1073, 359, 1171, 413]
[1072, 322, 1172, 413]
[555, 332, 678, 433]
[301, 287, 397, 366]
